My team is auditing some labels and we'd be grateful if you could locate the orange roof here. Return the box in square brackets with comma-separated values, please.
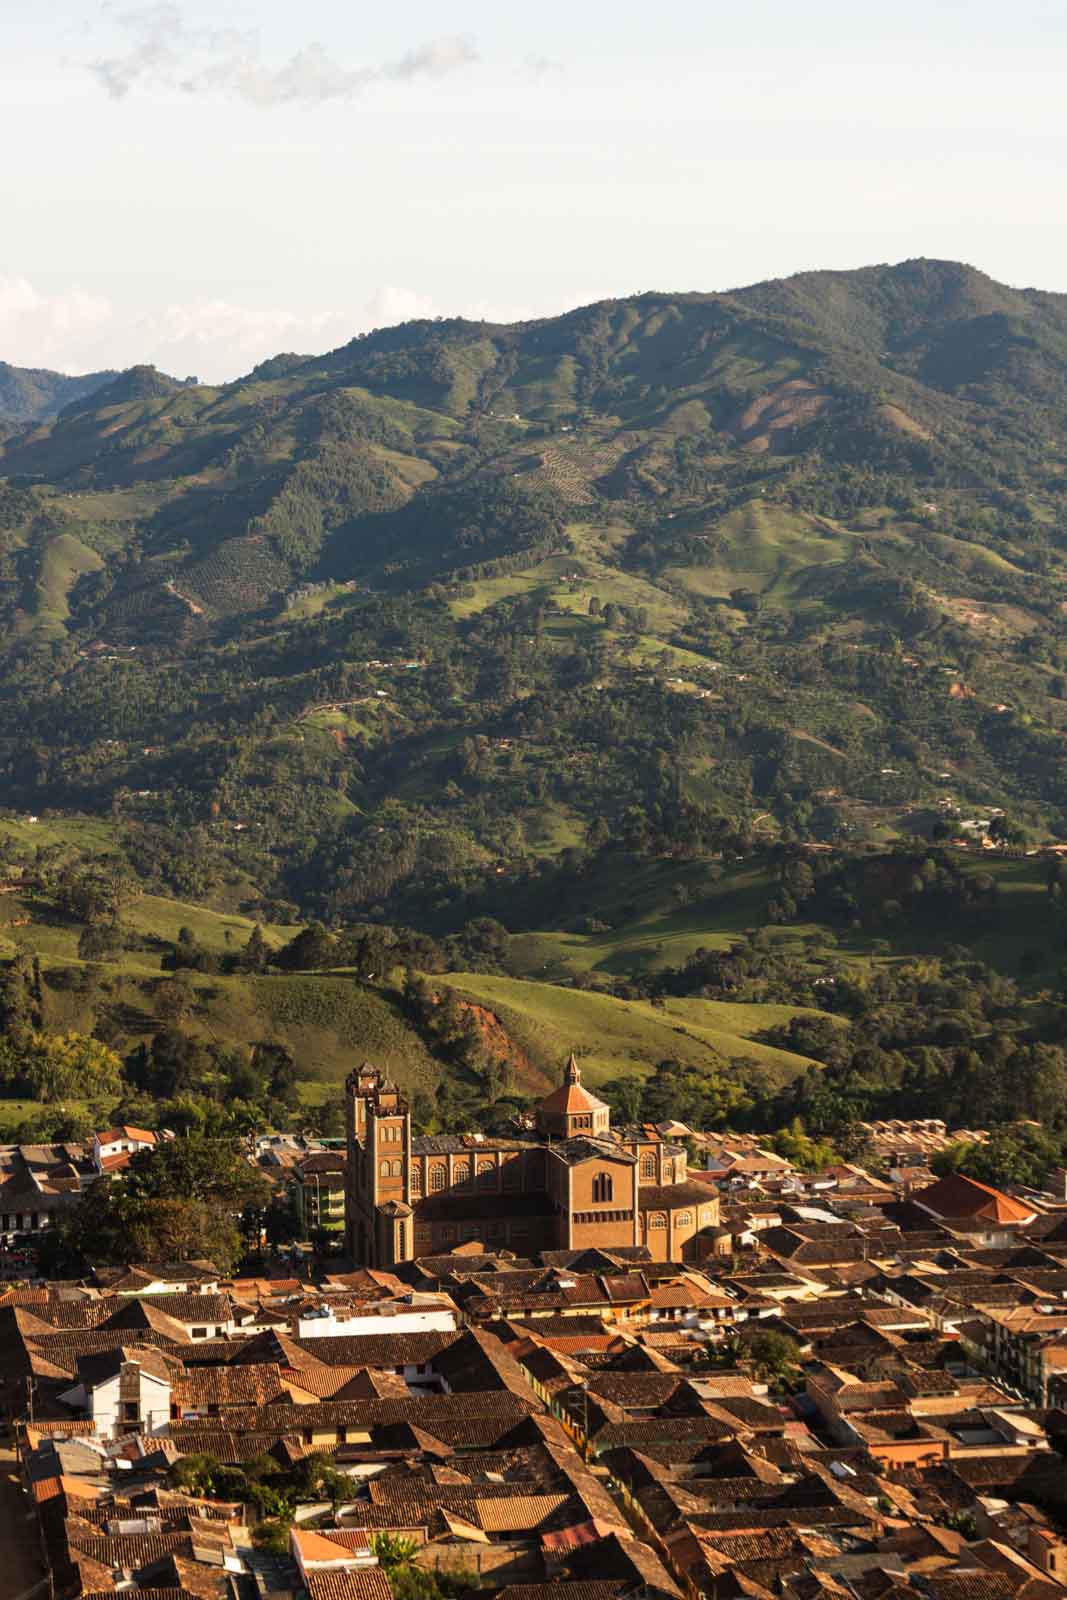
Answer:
[913, 1172, 1036, 1225]
[541, 1518, 620, 1552]
[292, 1528, 362, 1563]
[33, 1474, 102, 1504]
[96, 1127, 156, 1145]
[539, 1082, 608, 1116]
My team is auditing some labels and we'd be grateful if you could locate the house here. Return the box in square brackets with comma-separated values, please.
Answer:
[910, 1173, 1039, 1246]
[58, 1346, 175, 1437]
[92, 1126, 158, 1174]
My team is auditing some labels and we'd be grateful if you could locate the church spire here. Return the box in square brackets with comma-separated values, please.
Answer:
[564, 1052, 581, 1086]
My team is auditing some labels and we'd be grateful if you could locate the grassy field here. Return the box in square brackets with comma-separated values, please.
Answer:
[0, 888, 297, 967]
[0, 814, 122, 853]
[123, 896, 298, 955]
[17, 534, 105, 640]
[0, 1098, 76, 1134]
[508, 860, 782, 978]
[447, 971, 827, 1090]
[666, 501, 854, 608]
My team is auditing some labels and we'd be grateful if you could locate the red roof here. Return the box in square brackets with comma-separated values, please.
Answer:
[96, 1127, 156, 1146]
[912, 1172, 1036, 1226]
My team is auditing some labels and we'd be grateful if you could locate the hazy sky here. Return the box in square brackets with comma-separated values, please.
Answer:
[3, 0, 1066, 381]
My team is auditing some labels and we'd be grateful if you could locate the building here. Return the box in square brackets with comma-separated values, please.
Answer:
[344, 1057, 719, 1270]
[294, 1151, 347, 1238]
[0, 1141, 95, 1246]
[909, 1172, 1039, 1246]
[91, 1126, 158, 1174]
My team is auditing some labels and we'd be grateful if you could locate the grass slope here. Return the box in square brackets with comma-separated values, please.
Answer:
[447, 971, 826, 1090]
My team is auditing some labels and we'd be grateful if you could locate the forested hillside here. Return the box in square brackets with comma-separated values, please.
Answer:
[4, 258, 1067, 1167]
[0, 360, 118, 433]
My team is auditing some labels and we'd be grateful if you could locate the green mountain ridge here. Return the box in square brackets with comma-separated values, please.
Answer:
[0, 359, 119, 434]
[1, 256, 1067, 936]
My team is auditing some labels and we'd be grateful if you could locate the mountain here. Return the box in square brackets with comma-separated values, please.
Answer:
[0, 360, 118, 434]
[1, 257, 1066, 934]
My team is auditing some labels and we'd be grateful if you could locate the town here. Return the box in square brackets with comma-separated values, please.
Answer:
[4, 1059, 1067, 1600]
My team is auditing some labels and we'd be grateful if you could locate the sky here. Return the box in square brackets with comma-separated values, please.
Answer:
[2, 0, 1067, 382]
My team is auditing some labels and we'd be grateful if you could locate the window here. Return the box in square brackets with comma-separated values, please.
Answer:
[379, 1160, 390, 1178]
[410, 1166, 423, 1195]
[676, 1211, 692, 1226]
[454, 1161, 472, 1187]
[640, 1155, 656, 1179]
[430, 1165, 446, 1192]
[649, 1213, 666, 1229]
[390, 1160, 402, 1177]
[477, 1160, 495, 1186]
[592, 1172, 614, 1204]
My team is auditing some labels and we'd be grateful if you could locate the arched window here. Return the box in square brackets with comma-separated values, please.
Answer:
[391, 1160, 402, 1177]
[477, 1161, 495, 1187]
[592, 1172, 613, 1204]
[649, 1212, 666, 1229]
[676, 1211, 692, 1226]
[430, 1165, 446, 1192]
[410, 1166, 423, 1195]
[455, 1161, 472, 1187]
[640, 1155, 656, 1179]
[379, 1160, 390, 1178]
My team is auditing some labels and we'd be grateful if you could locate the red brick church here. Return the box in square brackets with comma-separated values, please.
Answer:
[344, 1056, 718, 1269]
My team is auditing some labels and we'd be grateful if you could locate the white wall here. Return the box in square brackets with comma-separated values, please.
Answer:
[297, 1306, 456, 1338]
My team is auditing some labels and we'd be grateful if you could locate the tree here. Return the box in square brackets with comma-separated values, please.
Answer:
[241, 924, 270, 973]
[745, 1329, 801, 1382]
[370, 1534, 419, 1577]
[253, 1519, 293, 1554]
[934, 1128, 1060, 1191]
[170, 1453, 223, 1496]
[153, 975, 194, 1023]
[59, 1134, 271, 1273]
[275, 924, 336, 972]
[288, 1452, 351, 1511]
[988, 814, 1025, 846]
[20, 1031, 122, 1104]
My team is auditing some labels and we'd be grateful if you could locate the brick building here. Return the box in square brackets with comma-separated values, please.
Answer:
[344, 1057, 719, 1269]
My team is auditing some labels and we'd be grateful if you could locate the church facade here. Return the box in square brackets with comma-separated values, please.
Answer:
[344, 1056, 719, 1269]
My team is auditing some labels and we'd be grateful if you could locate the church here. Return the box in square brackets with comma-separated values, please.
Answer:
[344, 1056, 719, 1269]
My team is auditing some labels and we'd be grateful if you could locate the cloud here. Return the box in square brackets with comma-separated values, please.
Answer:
[91, 5, 478, 106]
[520, 54, 565, 82]
[0, 277, 114, 371]
[0, 275, 456, 383]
